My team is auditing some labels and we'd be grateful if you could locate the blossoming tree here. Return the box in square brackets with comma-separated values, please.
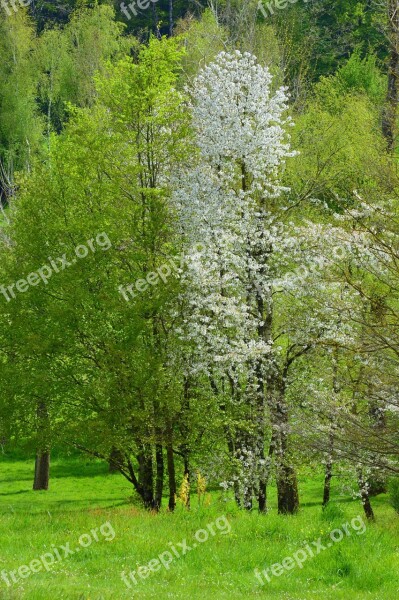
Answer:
[175, 50, 301, 512]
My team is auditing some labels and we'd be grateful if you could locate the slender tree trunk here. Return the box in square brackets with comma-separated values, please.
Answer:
[182, 443, 191, 510]
[210, 375, 242, 508]
[250, 182, 273, 513]
[152, 2, 161, 39]
[323, 427, 335, 507]
[259, 433, 276, 513]
[178, 377, 191, 509]
[225, 434, 241, 507]
[168, 0, 173, 37]
[47, 76, 52, 151]
[258, 446, 267, 512]
[382, 0, 399, 151]
[322, 458, 333, 507]
[137, 445, 155, 509]
[166, 444, 176, 511]
[235, 428, 254, 510]
[323, 350, 339, 507]
[273, 381, 299, 514]
[33, 451, 50, 490]
[241, 436, 255, 510]
[256, 393, 268, 511]
[33, 401, 50, 491]
[154, 444, 164, 511]
[357, 469, 375, 521]
[254, 319, 268, 512]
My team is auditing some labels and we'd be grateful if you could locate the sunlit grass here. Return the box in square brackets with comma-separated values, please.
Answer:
[0, 457, 398, 599]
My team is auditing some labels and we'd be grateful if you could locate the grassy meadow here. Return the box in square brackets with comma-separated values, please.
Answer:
[0, 457, 398, 600]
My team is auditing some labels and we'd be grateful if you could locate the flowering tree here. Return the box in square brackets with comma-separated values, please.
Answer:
[175, 50, 299, 511]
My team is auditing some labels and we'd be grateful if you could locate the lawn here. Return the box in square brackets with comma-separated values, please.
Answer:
[0, 457, 398, 599]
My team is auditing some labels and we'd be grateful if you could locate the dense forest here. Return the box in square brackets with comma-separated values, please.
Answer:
[1, 1, 399, 598]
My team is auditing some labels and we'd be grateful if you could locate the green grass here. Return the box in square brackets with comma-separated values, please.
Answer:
[0, 457, 398, 599]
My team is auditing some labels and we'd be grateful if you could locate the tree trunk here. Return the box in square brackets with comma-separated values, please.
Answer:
[179, 378, 192, 509]
[258, 446, 267, 513]
[33, 401, 50, 491]
[255, 346, 268, 513]
[168, 0, 173, 37]
[259, 433, 276, 513]
[273, 382, 299, 514]
[182, 443, 191, 510]
[322, 458, 333, 507]
[33, 451, 50, 490]
[225, 435, 241, 507]
[137, 445, 155, 509]
[154, 444, 164, 511]
[323, 351, 339, 507]
[256, 385, 268, 512]
[234, 428, 255, 510]
[277, 464, 299, 514]
[166, 444, 176, 511]
[210, 375, 242, 508]
[382, 0, 399, 151]
[322, 431, 334, 507]
[251, 210, 273, 512]
[357, 469, 375, 521]
[243, 478, 253, 510]
[152, 2, 161, 39]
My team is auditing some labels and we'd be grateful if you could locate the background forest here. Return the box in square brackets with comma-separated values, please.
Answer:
[0, 1, 399, 599]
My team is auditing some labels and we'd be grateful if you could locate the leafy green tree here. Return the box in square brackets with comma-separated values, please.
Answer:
[0, 10, 43, 204]
[35, 4, 130, 137]
[0, 36, 190, 506]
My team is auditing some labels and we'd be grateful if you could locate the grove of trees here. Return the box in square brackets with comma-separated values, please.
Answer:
[1, 0, 399, 521]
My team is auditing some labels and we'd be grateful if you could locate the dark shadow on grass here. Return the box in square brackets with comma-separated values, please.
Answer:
[49, 462, 109, 479]
[0, 457, 109, 482]
[0, 489, 30, 496]
[0, 498, 132, 514]
[0, 460, 110, 484]
[0, 477, 34, 484]
[299, 497, 354, 507]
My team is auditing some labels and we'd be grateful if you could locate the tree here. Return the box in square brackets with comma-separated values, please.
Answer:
[382, 0, 399, 150]
[176, 50, 299, 512]
[0, 9, 43, 205]
[0, 36, 190, 505]
[35, 4, 130, 137]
